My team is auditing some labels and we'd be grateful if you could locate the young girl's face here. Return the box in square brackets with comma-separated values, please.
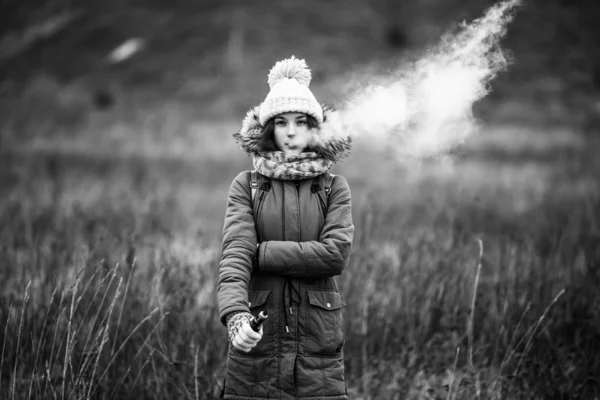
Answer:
[273, 112, 312, 155]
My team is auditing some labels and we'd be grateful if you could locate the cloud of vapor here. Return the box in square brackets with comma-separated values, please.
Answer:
[339, 0, 522, 160]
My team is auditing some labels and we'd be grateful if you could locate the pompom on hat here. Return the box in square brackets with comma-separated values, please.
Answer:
[258, 56, 324, 125]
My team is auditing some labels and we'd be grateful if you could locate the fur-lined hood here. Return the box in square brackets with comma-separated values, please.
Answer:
[233, 104, 352, 163]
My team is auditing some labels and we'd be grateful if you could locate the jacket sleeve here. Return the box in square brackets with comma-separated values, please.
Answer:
[257, 175, 354, 278]
[217, 171, 257, 326]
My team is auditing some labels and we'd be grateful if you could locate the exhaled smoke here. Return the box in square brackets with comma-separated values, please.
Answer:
[339, 0, 521, 160]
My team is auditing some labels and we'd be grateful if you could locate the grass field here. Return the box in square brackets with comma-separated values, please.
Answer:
[2, 0, 600, 399]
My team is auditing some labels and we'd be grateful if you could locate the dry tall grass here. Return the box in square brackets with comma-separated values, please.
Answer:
[1, 112, 599, 399]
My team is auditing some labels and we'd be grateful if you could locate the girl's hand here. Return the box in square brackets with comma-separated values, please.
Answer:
[227, 312, 263, 352]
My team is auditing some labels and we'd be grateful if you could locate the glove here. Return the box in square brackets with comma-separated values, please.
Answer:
[226, 312, 263, 352]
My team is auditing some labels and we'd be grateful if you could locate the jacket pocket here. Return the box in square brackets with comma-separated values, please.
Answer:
[234, 289, 272, 356]
[305, 289, 346, 356]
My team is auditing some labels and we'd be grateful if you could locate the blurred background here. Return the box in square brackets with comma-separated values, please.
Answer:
[1, 0, 600, 399]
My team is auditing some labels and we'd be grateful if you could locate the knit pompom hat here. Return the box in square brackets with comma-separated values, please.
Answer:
[258, 56, 324, 125]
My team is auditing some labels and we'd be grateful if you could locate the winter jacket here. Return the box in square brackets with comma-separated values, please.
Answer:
[218, 106, 354, 399]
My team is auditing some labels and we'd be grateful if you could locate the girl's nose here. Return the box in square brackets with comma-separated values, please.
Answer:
[286, 125, 296, 137]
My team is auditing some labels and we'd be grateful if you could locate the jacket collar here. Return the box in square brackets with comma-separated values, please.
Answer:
[233, 104, 352, 163]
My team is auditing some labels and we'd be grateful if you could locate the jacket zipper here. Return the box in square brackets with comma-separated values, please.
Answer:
[294, 181, 301, 397]
[295, 181, 301, 242]
[281, 182, 286, 240]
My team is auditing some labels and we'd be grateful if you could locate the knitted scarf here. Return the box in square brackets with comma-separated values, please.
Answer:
[252, 151, 333, 180]
[234, 104, 351, 179]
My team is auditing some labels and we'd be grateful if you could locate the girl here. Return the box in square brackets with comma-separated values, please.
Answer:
[218, 56, 354, 399]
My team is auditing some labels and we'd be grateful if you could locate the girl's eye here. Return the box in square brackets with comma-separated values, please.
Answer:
[297, 120, 307, 126]
[275, 121, 286, 126]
